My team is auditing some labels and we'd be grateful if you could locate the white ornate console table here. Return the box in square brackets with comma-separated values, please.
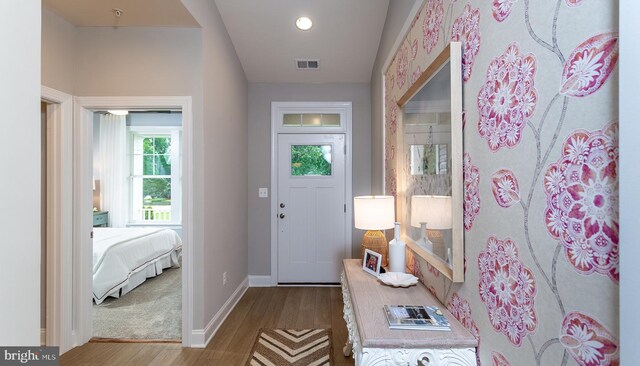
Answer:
[341, 259, 477, 365]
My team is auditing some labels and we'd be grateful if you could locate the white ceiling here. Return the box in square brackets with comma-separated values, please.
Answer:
[42, 0, 199, 27]
[42, 0, 390, 83]
[214, 0, 390, 83]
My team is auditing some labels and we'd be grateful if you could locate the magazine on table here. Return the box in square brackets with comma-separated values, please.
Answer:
[384, 305, 451, 331]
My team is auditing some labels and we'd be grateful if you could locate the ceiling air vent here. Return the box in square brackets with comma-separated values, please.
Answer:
[296, 59, 320, 70]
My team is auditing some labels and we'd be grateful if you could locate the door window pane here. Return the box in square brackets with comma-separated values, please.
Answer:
[322, 114, 340, 126]
[283, 114, 301, 125]
[291, 145, 332, 176]
[281, 113, 341, 127]
[302, 114, 322, 126]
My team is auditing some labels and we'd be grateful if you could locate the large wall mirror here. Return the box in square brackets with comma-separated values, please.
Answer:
[396, 42, 464, 282]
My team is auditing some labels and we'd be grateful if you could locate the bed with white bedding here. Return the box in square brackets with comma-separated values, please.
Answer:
[93, 227, 182, 304]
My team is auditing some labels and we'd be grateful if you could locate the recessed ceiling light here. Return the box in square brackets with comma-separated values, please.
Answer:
[296, 17, 312, 31]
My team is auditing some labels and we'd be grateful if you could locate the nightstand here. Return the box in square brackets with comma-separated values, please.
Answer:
[93, 211, 109, 227]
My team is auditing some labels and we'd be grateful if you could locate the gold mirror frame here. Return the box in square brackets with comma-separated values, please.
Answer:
[396, 42, 464, 282]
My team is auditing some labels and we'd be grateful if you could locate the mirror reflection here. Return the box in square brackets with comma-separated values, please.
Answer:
[403, 60, 454, 267]
[397, 42, 463, 281]
[409, 143, 448, 175]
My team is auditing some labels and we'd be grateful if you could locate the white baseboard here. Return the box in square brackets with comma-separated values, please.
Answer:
[41, 328, 46, 346]
[191, 277, 248, 348]
[248, 275, 274, 287]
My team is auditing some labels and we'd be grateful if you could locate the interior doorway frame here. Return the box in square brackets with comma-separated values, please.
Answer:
[41, 86, 74, 353]
[74, 96, 194, 347]
[270, 101, 353, 285]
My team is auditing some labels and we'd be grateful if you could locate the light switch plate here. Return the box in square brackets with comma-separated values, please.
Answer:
[258, 188, 268, 198]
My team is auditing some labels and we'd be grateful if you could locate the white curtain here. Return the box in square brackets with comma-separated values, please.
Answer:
[99, 114, 128, 227]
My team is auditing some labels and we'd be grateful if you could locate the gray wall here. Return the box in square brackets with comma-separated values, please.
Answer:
[370, 0, 419, 193]
[248, 83, 371, 276]
[73, 27, 201, 96]
[0, 0, 41, 345]
[42, 8, 75, 94]
[181, 0, 249, 329]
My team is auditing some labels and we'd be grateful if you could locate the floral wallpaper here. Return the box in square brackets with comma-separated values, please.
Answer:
[384, 0, 618, 365]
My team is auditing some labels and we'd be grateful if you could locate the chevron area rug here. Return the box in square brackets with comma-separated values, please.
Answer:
[245, 328, 333, 366]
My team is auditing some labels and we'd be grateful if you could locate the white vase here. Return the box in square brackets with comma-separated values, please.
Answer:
[388, 222, 406, 273]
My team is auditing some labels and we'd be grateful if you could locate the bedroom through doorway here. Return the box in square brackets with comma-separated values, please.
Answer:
[91, 109, 183, 341]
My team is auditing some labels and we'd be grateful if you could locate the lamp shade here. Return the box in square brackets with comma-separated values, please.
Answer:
[354, 196, 395, 230]
[410, 195, 452, 229]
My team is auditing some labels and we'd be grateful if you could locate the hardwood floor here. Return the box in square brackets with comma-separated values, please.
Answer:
[60, 287, 355, 365]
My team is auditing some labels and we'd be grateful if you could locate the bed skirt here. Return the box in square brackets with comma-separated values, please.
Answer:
[95, 248, 181, 304]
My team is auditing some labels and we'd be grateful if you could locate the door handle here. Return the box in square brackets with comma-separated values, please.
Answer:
[279, 213, 285, 219]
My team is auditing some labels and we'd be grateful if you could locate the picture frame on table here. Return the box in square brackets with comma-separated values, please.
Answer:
[362, 249, 382, 276]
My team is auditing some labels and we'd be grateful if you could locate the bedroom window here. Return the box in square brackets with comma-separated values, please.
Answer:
[130, 129, 182, 224]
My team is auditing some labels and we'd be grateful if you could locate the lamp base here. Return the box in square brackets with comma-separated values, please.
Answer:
[361, 230, 388, 268]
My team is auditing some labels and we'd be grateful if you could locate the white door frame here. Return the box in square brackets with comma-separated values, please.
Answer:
[270, 102, 353, 285]
[73, 96, 194, 347]
[41, 86, 74, 353]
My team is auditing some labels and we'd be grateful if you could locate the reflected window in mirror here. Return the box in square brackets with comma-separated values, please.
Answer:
[409, 142, 448, 175]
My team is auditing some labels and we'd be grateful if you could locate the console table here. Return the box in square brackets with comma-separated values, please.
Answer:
[341, 259, 477, 365]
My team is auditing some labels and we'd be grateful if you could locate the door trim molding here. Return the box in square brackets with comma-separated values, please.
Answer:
[73, 96, 194, 347]
[41, 86, 73, 353]
[270, 102, 353, 286]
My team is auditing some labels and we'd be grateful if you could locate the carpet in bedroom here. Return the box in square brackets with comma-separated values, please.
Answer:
[92, 266, 181, 340]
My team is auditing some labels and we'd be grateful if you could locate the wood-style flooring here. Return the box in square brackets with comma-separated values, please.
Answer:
[60, 287, 355, 365]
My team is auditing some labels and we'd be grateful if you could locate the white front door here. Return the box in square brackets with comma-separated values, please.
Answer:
[277, 133, 346, 283]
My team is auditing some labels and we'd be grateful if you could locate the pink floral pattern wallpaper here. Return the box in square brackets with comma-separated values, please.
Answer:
[491, 351, 511, 366]
[423, 0, 444, 53]
[544, 122, 619, 282]
[559, 33, 619, 98]
[383, 0, 618, 364]
[492, 0, 517, 22]
[463, 153, 481, 230]
[448, 293, 481, 365]
[491, 169, 520, 208]
[560, 312, 619, 366]
[450, 4, 481, 82]
[477, 43, 537, 152]
[478, 236, 537, 346]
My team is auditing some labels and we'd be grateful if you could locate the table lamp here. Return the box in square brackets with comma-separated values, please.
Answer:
[410, 195, 452, 257]
[354, 196, 395, 268]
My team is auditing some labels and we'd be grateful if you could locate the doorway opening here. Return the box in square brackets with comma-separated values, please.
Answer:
[91, 110, 183, 341]
[73, 96, 194, 347]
